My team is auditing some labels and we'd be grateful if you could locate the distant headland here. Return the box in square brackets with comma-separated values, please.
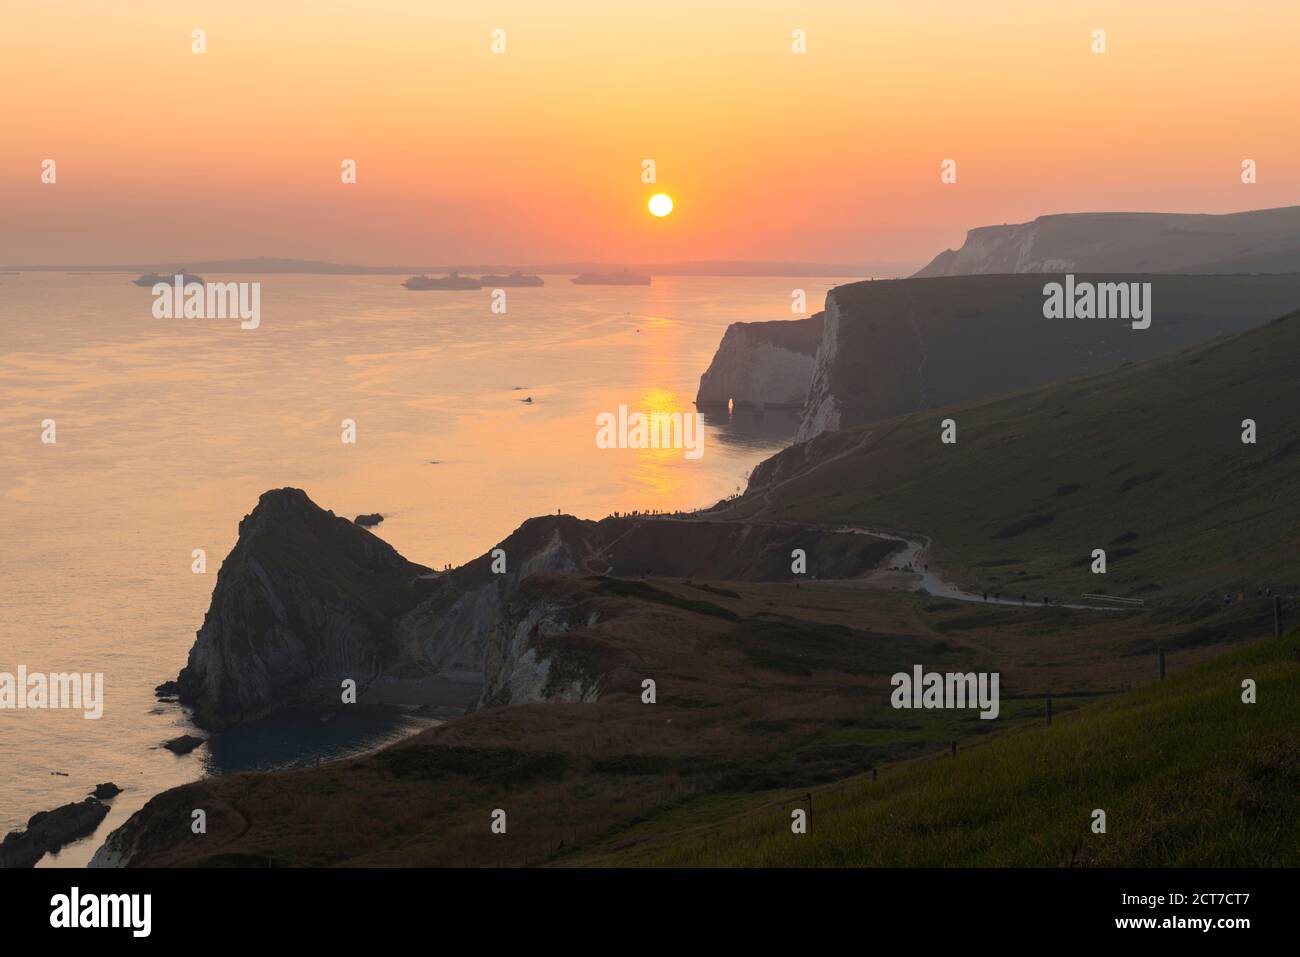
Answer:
[0, 257, 919, 278]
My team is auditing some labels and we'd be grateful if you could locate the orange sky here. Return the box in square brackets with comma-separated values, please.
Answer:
[3, 0, 1298, 266]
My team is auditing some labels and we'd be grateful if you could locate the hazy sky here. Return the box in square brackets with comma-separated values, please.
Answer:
[3, 0, 1298, 265]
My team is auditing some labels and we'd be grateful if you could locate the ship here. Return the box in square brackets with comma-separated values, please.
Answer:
[133, 271, 205, 287]
[403, 272, 483, 290]
[479, 270, 544, 287]
[571, 270, 651, 286]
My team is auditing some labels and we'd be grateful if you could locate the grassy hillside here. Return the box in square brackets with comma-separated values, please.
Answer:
[106, 299, 1300, 869]
[565, 629, 1300, 866]
[735, 309, 1300, 604]
[105, 573, 1191, 866]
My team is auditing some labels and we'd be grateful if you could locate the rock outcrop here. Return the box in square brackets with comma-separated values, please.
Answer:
[0, 798, 109, 868]
[175, 488, 439, 731]
[477, 576, 605, 709]
[162, 734, 204, 754]
[389, 513, 611, 688]
[913, 206, 1300, 278]
[696, 314, 823, 410]
[170, 488, 904, 730]
[172, 490, 625, 730]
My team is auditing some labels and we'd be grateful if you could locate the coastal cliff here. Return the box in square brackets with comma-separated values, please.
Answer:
[913, 206, 1300, 278]
[175, 494, 613, 730]
[473, 523, 902, 708]
[477, 576, 606, 709]
[173, 490, 901, 730]
[175, 488, 438, 730]
[695, 313, 823, 410]
[913, 219, 1074, 277]
[792, 273, 1300, 441]
[794, 297, 844, 441]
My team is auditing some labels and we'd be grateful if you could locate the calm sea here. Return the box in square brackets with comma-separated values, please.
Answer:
[0, 272, 845, 864]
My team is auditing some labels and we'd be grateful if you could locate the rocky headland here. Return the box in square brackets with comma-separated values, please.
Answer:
[913, 205, 1300, 277]
[171, 488, 901, 732]
[695, 313, 823, 411]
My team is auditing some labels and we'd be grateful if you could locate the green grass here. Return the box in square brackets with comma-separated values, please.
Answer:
[589, 576, 740, 620]
[738, 309, 1300, 605]
[567, 630, 1300, 866]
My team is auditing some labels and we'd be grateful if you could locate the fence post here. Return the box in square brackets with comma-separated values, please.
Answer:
[950, 740, 957, 758]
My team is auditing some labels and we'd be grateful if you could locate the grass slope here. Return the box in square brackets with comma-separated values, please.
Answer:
[568, 629, 1300, 866]
[738, 310, 1300, 604]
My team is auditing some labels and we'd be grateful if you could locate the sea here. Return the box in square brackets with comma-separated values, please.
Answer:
[0, 272, 848, 865]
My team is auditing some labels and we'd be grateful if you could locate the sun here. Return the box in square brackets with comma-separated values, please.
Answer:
[648, 193, 674, 217]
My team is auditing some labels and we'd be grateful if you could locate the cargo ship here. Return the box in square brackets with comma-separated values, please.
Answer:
[479, 271, 544, 287]
[403, 272, 483, 290]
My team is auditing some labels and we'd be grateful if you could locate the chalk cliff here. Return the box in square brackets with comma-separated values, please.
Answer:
[477, 576, 605, 709]
[174, 488, 437, 731]
[794, 297, 844, 441]
[791, 273, 1300, 441]
[174, 492, 617, 730]
[695, 313, 823, 410]
[172, 490, 901, 730]
[913, 206, 1300, 278]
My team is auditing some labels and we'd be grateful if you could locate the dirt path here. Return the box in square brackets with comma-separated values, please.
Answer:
[660, 425, 1131, 613]
[827, 524, 1125, 612]
[666, 506, 1127, 613]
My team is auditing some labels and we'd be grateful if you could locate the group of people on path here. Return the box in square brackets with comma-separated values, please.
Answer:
[1224, 586, 1276, 606]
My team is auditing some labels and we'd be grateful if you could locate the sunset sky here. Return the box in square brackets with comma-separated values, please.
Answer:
[3, 0, 1298, 266]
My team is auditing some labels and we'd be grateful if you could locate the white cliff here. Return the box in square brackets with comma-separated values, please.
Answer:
[695, 314, 823, 410]
[478, 594, 602, 709]
[794, 294, 843, 441]
[913, 206, 1300, 278]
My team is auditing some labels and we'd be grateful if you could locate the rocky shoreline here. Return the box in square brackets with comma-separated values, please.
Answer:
[0, 796, 112, 868]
